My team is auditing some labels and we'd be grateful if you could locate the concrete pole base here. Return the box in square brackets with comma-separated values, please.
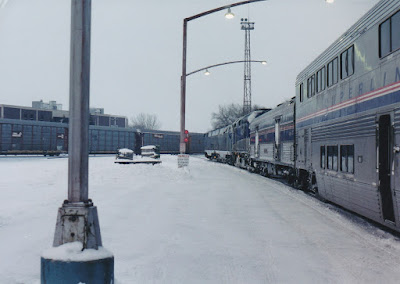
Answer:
[41, 256, 114, 284]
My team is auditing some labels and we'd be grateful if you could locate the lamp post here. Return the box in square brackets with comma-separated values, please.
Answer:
[180, 0, 267, 155]
[41, 0, 113, 282]
[186, 60, 267, 77]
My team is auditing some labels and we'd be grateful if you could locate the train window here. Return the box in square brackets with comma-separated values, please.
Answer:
[380, 18, 391, 57]
[327, 145, 338, 171]
[379, 11, 400, 58]
[299, 83, 304, 102]
[340, 145, 354, 173]
[341, 45, 354, 79]
[307, 75, 315, 98]
[320, 146, 325, 169]
[327, 57, 338, 87]
[392, 11, 400, 52]
[316, 67, 326, 93]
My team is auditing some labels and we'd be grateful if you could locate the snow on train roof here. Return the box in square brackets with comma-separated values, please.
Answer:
[247, 110, 265, 123]
[233, 110, 268, 125]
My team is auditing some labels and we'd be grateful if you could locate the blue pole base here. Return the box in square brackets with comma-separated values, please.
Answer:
[41, 256, 114, 284]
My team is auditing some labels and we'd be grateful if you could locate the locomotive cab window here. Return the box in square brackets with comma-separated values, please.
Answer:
[380, 10, 400, 58]
[341, 45, 354, 79]
[327, 145, 338, 171]
[340, 145, 354, 173]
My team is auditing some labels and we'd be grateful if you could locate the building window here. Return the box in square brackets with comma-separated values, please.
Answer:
[380, 10, 400, 58]
[320, 146, 325, 168]
[327, 145, 338, 171]
[307, 75, 315, 98]
[340, 145, 354, 173]
[327, 57, 338, 87]
[341, 45, 354, 79]
[316, 67, 326, 93]
[299, 83, 304, 102]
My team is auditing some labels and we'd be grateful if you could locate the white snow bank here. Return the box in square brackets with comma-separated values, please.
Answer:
[42, 242, 113, 261]
[135, 156, 159, 162]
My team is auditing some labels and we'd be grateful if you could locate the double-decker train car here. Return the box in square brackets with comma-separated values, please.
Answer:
[249, 99, 295, 178]
[205, 0, 400, 233]
[295, 0, 400, 230]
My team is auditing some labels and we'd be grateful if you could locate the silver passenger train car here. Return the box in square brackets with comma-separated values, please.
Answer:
[249, 99, 295, 178]
[295, 0, 400, 231]
[205, 0, 400, 233]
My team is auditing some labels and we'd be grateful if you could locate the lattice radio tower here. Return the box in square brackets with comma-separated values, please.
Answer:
[241, 18, 254, 115]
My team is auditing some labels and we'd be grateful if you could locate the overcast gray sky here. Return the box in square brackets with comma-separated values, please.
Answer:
[0, 0, 379, 132]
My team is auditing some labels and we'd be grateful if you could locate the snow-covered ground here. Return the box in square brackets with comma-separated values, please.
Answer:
[1, 155, 400, 283]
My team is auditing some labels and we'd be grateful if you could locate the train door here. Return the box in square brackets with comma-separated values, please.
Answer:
[255, 127, 260, 158]
[274, 118, 281, 161]
[377, 114, 395, 223]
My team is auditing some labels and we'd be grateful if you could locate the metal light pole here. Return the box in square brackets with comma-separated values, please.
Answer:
[52, 0, 103, 250]
[41, 1, 113, 282]
[180, 0, 267, 155]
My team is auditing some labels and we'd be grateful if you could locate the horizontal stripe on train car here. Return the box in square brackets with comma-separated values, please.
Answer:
[297, 82, 400, 128]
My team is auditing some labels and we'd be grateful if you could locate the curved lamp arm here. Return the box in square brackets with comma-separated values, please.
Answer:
[187, 60, 267, 77]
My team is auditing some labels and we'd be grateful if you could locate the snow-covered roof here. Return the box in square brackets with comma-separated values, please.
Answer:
[141, 145, 157, 150]
[118, 148, 134, 154]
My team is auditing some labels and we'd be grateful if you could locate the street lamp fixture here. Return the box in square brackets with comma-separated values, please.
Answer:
[326, 0, 334, 3]
[261, 60, 267, 65]
[204, 69, 211, 76]
[225, 8, 235, 19]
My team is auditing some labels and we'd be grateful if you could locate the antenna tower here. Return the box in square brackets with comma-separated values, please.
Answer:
[241, 18, 254, 115]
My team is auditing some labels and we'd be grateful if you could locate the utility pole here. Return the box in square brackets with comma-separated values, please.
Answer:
[41, 1, 113, 282]
[241, 18, 254, 115]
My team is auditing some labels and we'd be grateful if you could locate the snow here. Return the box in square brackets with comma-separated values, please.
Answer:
[140, 145, 157, 150]
[247, 110, 264, 123]
[1, 155, 400, 283]
[42, 242, 113, 261]
[118, 148, 133, 154]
